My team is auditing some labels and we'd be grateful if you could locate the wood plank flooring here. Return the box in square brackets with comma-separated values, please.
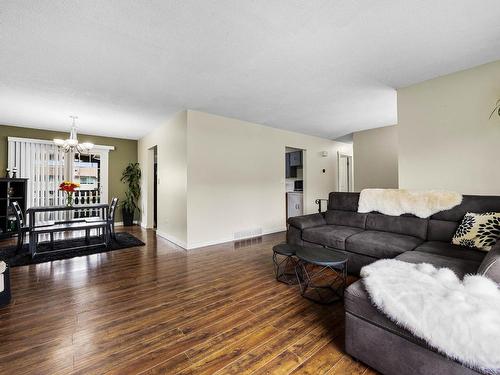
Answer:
[0, 227, 375, 374]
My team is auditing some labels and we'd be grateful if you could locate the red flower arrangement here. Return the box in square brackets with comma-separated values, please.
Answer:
[59, 181, 80, 192]
[59, 181, 80, 206]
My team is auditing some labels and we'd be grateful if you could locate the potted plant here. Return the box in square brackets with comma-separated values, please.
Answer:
[120, 162, 141, 226]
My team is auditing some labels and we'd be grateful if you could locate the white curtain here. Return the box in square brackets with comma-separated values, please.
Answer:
[8, 138, 66, 221]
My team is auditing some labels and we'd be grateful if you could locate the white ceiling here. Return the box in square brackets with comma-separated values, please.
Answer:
[1, 1, 500, 140]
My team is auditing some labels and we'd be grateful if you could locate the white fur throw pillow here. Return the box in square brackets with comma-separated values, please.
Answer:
[452, 212, 500, 251]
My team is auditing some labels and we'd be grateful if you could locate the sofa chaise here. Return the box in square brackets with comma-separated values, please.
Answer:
[287, 192, 500, 375]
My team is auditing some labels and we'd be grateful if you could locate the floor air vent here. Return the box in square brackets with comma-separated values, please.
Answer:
[233, 228, 263, 240]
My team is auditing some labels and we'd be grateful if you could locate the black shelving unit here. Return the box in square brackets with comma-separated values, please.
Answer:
[0, 178, 28, 239]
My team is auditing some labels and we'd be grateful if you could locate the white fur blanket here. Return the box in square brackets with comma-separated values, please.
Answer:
[361, 260, 500, 373]
[358, 189, 462, 218]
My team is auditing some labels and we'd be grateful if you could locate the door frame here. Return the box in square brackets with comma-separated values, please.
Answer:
[284, 146, 306, 219]
[337, 152, 353, 192]
[145, 146, 157, 229]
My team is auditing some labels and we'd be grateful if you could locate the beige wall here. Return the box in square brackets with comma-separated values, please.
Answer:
[138, 110, 352, 249]
[138, 111, 188, 247]
[353, 125, 399, 191]
[186, 110, 352, 249]
[0, 124, 137, 221]
[398, 60, 500, 195]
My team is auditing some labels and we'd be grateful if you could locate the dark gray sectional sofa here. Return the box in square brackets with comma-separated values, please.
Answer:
[287, 192, 500, 375]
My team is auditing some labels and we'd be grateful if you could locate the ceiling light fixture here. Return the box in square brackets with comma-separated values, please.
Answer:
[53, 116, 94, 153]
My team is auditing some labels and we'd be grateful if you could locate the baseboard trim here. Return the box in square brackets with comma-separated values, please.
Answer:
[147, 226, 286, 251]
[114, 220, 140, 227]
[186, 227, 286, 250]
[155, 230, 188, 250]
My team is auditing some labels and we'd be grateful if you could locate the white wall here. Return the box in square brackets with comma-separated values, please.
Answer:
[353, 125, 399, 191]
[138, 111, 188, 247]
[398, 60, 500, 195]
[186, 110, 352, 248]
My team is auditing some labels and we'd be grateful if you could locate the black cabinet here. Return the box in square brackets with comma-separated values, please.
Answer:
[285, 151, 302, 178]
[285, 153, 297, 178]
[0, 178, 28, 238]
[289, 151, 302, 167]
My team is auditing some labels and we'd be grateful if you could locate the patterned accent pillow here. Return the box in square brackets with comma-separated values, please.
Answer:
[452, 212, 500, 251]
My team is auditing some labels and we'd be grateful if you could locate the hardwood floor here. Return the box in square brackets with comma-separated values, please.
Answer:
[0, 227, 376, 374]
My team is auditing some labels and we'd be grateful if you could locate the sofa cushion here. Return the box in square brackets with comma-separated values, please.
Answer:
[430, 195, 500, 222]
[427, 219, 460, 242]
[414, 241, 486, 263]
[327, 192, 360, 211]
[346, 231, 423, 259]
[345, 281, 482, 375]
[325, 210, 367, 229]
[287, 213, 326, 230]
[366, 213, 428, 240]
[395, 251, 480, 279]
[302, 225, 363, 250]
[345, 280, 421, 345]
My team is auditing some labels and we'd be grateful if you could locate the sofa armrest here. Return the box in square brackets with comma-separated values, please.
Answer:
[478, 241, 500, 284]
[287, 213, 326, 230]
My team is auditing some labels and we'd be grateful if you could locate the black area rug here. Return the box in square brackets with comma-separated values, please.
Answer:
[0, 232, 145, 267]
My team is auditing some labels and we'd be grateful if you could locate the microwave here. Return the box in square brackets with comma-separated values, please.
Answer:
[294, 180, 303, 191]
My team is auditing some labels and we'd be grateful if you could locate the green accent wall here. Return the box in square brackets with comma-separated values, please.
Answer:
[0, 124, 138, 221]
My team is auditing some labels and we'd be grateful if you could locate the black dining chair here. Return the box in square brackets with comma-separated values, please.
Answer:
[11, 201, 29, 252]
[108, 197, 119, 240]
[85, 197, 119, 241]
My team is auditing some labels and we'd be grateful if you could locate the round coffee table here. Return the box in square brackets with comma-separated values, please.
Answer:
[272, 243, 302, 284]
[295, 246, 348, 304]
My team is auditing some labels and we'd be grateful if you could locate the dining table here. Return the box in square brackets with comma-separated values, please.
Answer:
[26, 203, 110, 257]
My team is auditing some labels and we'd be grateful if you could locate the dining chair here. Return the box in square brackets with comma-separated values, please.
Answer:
[108, 197, 119, 240]
[11, 201, 29, 252]
[85, 197, 119, 241]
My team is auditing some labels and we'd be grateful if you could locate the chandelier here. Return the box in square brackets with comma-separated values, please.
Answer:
[53, 116, 94, 153]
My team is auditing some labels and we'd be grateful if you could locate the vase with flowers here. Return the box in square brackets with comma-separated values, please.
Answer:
[59, 181, 80, 207]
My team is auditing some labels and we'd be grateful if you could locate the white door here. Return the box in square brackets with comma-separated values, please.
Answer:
[338, 153, 352, 192]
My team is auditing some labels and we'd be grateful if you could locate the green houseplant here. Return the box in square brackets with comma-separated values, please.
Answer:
[121, 162, 141, 226]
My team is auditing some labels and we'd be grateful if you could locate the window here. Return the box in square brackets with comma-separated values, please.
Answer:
[8, 137, 112, 216]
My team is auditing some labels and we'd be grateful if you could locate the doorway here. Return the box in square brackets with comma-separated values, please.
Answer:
[337, 152, 353, 192]
[285, 147, 305, 219]
[153, 146, 158, 229]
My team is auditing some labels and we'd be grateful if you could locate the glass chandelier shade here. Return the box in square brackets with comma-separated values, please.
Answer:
[53, 116, 94, 153]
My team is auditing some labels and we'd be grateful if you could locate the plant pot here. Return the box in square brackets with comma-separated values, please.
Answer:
[122, 208, 134, 226]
